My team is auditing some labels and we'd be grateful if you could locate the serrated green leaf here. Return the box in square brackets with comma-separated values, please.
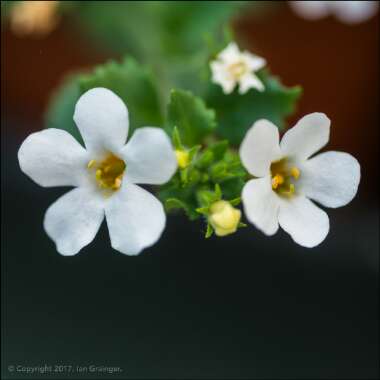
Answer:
[45, 57, 163, 141]
[44, 75, 84, 145]
[206, 70, 302, 145]
[167, 89, 216, 146]
[79, 57, 163, 134]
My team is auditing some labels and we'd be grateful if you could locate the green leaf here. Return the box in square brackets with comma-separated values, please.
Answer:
[172, 126, 183, 149]
[44, 75, 84, 145]
[220, 177, 246, 200]
[167, 89, 217, 146]
[196, 206, 210, 216]
[45, 57, 164, 141]
[79, 57, 163, 134]
[208, 140, 229, 160]
[229, 197, 241, 206]
[165, 198, 191, 214]
[205, 223, 214, 238]
[206, 70, 302, 145]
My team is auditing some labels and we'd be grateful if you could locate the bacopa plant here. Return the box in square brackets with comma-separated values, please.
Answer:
[12, 2, 361, 256]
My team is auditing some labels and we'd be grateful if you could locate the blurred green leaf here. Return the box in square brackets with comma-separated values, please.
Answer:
[45, 57, 163, 141]
[167, 89, 216, 146]
[206, 70, 302, 145]
[79, 57, 163, 134]
[45, 75, 84, 145]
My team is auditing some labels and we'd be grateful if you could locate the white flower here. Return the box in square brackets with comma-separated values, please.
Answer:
[210, 42, 266, 95]
[18, 88, 177, 256]
[239, 113, 360, 247]
[289, 1, 378, 24]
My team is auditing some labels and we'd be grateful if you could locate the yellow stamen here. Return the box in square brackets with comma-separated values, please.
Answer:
[228, 61, 248, 79]
[112, 175, 123, 190]
[272, 174, 284, 189]
[87, 159, 96, 169]
[291, 167, 300, 180]
[88, 154, 126, 193]
[282, 184, 295, 197]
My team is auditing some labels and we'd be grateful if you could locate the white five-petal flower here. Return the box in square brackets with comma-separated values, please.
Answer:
[239, 113, 360, 247]
[289, 1, 379, 24]
[18, 88, 177, 256]
[210, 42, 266, 95]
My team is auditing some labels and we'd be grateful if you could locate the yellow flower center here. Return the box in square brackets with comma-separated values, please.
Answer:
[270, 158, 301, 197]
[175, 149, 190, 169]
[209, 200, 241, 237]
[87, 154, 126, 192]
[227, 61, 248, 80]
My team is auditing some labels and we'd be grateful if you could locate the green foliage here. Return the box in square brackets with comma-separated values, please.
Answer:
[79, 57, 163, 134]
[74, 1, 248, 58]
[206, 69, 302, 145]
[44, 75, 84, 145]
[158, 128, 248, 223]
[167, 89, 216, 146]
[45, 57, 163, 141]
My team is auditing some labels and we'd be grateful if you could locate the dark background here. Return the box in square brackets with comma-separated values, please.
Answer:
[2, 2, 379, 379]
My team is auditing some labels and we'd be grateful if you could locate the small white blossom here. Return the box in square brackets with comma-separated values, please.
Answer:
[239, 113, 360, 248]
[210, 42, 266, 95]
[18, 88, 177, 256]
[289, 1, 378, 24]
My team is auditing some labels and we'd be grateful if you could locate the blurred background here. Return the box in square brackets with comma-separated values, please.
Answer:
[2, 1, 379, 379]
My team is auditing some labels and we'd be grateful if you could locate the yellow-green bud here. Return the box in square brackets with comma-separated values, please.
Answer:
[209, 200, 241, 237]
[175, 149, 190, 169]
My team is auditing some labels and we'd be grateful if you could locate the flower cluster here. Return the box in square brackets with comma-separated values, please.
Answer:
[18, 42, 361, 256]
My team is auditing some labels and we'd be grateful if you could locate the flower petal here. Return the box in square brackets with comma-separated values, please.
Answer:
[278, 196, 329, 248]
[333, 1, 379, 24]
[18, 128, 89, 187]
[300, 151, 360, 208]
[238, 73, 265, 94]
[73, 88, 129, 154]
[280, 113, 330, 161]
[289, 1, 331, 20]
[218, 42, 241, 64]
[242, 177, 280, 236]
[105, 183, 166, 255]
[120, 127, 177, 185]
[242, 52, 266, 71]
[239, 119, 281, 177]
[210, 61, 236, 94]
[44, 187, 105, 256]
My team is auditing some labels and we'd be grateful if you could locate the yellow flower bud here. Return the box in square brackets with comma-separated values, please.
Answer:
[209, 200, 241, 237]
[175, 149, 190, 169]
